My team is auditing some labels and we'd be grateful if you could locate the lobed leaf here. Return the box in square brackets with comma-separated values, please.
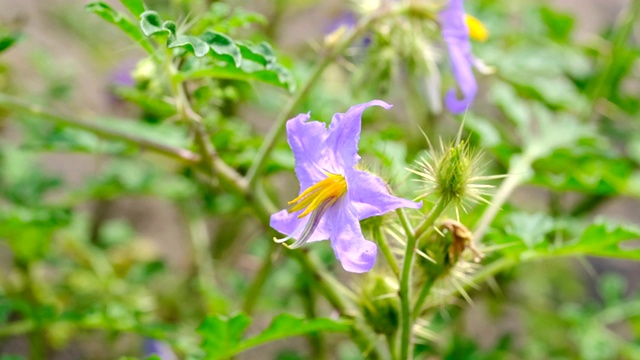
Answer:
[198, 313, 351, 359]
[200, 31, 242, 67]
[563, 221, 640, 260]
[167, 34, 209, 57]
[139, 10, 170, 37]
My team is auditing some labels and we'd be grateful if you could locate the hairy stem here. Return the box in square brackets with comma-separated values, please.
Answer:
[412, 276, 436, 319]
[183, 202, 217, 312]
[397, 199, 447, 360]
[242, 240, 277, 314]
[0, 93, 200, 164]
[373, 223, 400, 278]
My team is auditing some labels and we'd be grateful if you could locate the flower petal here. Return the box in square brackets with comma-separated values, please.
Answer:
[443, 38, 477, 114]
[325, 100, 392, 169]
[440, 0, 477, 114]
[328, 202, 377, 273]
[286, 112, 329, 190]
[270, 209, 330, 243]
[346, 169, 422, 220]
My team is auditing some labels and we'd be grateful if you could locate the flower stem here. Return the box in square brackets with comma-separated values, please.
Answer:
[182, 202, 217, 313]
[0, 93, 201, 164]
[373, 223, 400, 278]
[412, 276, 436, 319]
[397, 198, 447, 360]
[242, 240, 277, 314]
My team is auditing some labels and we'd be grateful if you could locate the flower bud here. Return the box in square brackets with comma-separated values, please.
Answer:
[360, 275, 400, 336]
[411, 139, 499, 213]
[417, 219, 481, 279]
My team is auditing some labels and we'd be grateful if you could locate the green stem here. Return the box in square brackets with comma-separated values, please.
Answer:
[412, 277, 436, 319]
[386, 331, 397, 360]
[183, 203, 217, 312]
[300, 280, 327, 360]
[398, 199, 447, 360]
[242, 240, 277, 314]
[413, 200, 447, 240]
[0, 93, 201, 164]
[373, 223, 400, 278]
[290, 250, 351, 315]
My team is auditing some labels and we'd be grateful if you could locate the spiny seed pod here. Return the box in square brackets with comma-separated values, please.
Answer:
[417, 220, 481, 279]
[410, 139, 501, 217]
[360, 275, 400, 336]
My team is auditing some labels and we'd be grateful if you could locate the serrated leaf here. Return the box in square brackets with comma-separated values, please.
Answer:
[200, 31, 241, 66]
[237, 41, 276, 67]
[140, 13, 210, 58]
[85, 2, 153, 53]
[120, 0, 145, 17]
[505, 212, 555, 248]
[167, 35, 209, 57]
[240, 313, 351, 349]
[139, 11, 169, 37]
[198, 313, 351, 360]
[198, 313, 251, 357]
[558, 221, 640, 260]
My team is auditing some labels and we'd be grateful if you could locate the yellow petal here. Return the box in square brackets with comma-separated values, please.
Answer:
[465, 14, 489, 42]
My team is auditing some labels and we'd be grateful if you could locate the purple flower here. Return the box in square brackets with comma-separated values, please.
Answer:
[270, 100, 422, 273]
[143, 338, 177, 360]
[440, 0, 477, 114]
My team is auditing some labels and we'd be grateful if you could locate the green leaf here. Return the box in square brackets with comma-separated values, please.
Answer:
[120, 0, 145, 17]
[179, 64, 295, 92]
[0, 32, 22, 54]
[558, 221, 640, 260]
[237, 41, 276, 67]
[198, 313, 251, 357]
[200, 31, 242, 66]
[198, 313, 351, 359]
[140, 12, 209, 57]
[139, 11, 170, 37]
[167, 35, 209, 57]
[84, 2, 153, 53]
[505, 212, 555, 249]
[540, 7, 574, 42]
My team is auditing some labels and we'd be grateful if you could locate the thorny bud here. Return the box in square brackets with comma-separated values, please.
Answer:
[410, 139, 499, 217]
[360, 275, 400, 336]
[434, 141, 473, 205]
[418, 219, 482, 279]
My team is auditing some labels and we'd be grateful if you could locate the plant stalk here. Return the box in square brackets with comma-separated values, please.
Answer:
[397, 198, 447, 360]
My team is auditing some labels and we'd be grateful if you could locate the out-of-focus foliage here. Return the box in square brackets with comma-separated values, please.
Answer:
[0, 0, 639, 359]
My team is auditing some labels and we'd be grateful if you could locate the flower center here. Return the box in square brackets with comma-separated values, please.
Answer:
[464, 14, 489, 42]
[288, 173, 347, 219]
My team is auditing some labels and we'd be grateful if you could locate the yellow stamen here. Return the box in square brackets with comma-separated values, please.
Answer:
[288, 173, 347, 219]
[465, 14, 489, 42]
